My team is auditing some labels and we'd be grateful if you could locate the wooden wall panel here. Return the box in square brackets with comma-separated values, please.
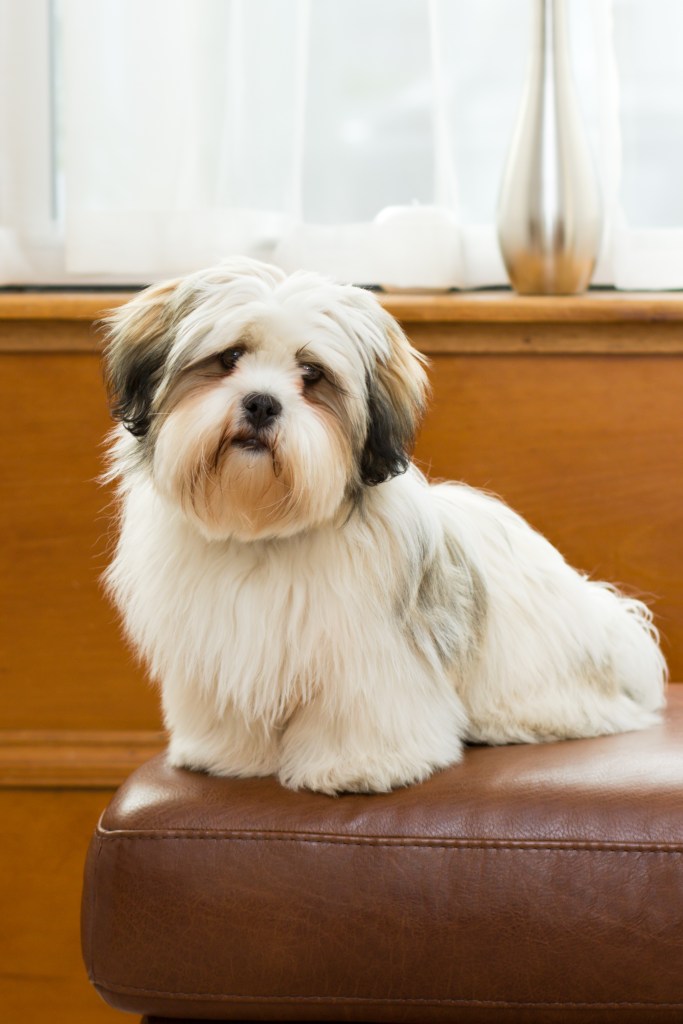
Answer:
[0, 789, 122, 1024]
[1, 324, 682, 742]
[0, 352, 158, 731]
[1, 295, 682, 1023]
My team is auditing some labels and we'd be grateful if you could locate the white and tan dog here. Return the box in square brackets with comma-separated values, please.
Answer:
[104, 258, 667, 794]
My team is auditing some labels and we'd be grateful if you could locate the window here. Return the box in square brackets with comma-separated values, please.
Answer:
[2, 0, 683, 288]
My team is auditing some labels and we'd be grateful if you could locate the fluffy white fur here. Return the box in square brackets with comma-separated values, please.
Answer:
[104, 258, 667, 794]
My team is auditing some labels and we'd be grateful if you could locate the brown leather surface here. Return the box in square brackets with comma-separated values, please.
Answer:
[83, 688, 683, 1022]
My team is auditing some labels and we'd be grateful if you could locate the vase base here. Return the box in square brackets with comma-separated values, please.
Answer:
[503, 251, 597, 297]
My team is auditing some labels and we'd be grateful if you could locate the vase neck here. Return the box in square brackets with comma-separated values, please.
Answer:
[530, 0, 571, 83]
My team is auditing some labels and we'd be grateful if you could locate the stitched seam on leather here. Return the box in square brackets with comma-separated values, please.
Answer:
[94, 830, 683, 852]
[91, 981, 683, 1008]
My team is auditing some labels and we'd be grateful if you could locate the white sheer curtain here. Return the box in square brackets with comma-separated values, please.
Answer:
[610, 0, 683, 288]
[63, 0, 309, 275]
[0, 0, 57, 282]
[4, 0, 683, 287]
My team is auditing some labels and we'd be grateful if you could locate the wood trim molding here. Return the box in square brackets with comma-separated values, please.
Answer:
[0, 730, 165, 789]
[1, 289, 683, 355]
[386, 290, 683, 324]
[2, 319, 683, 355]
[1, 288, 683, 322]
[0, 292, 134, 320]
[401, 322, 683, 355]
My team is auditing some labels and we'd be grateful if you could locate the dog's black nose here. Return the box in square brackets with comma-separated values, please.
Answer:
[242, 392, 282, 429]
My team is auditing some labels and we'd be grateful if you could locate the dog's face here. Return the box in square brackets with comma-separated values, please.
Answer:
[104, 258, 428, 540]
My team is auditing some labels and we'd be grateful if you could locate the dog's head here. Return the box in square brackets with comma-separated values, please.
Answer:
[104, 258, 428, 540]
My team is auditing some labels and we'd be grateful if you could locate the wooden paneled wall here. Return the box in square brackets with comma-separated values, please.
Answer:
[1, 291, 682, 1023]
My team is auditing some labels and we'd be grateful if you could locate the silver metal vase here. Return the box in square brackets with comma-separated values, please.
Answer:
[497, 0, 602, 295]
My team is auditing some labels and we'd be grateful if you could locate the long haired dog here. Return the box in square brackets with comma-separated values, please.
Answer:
[104, 258, 667, 794]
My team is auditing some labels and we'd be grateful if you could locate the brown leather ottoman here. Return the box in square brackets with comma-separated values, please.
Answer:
[82, 688, 683, 1024]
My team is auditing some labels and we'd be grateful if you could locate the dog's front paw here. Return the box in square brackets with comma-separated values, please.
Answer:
[168, 734, 280, 779]
[277, 752, 447, 796]
[279, 690, 464, 794]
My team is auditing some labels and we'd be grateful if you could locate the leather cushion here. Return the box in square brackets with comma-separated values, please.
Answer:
[82, 688, 683, 1023]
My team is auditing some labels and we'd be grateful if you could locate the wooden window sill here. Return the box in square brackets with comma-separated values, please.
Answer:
[1, 288, 683, 353]
[0, 287, 683, 321]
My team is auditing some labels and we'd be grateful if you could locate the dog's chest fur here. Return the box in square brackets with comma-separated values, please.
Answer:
[110, 481, 425, 725]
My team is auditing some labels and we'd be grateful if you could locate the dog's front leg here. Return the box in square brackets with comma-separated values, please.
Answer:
[277, 671, 466, 795]
[163, 679, 281, 778]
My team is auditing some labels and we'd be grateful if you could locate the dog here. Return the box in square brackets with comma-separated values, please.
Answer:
[103, 257, 667, 794]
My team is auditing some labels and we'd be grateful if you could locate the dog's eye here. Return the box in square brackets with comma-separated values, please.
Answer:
[218, 347, 245, 372]
[301, 363, 323, 385]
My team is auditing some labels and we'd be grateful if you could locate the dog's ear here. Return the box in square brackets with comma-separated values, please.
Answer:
[102, 278, 189, 438]
[360, 317, 429, 487]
